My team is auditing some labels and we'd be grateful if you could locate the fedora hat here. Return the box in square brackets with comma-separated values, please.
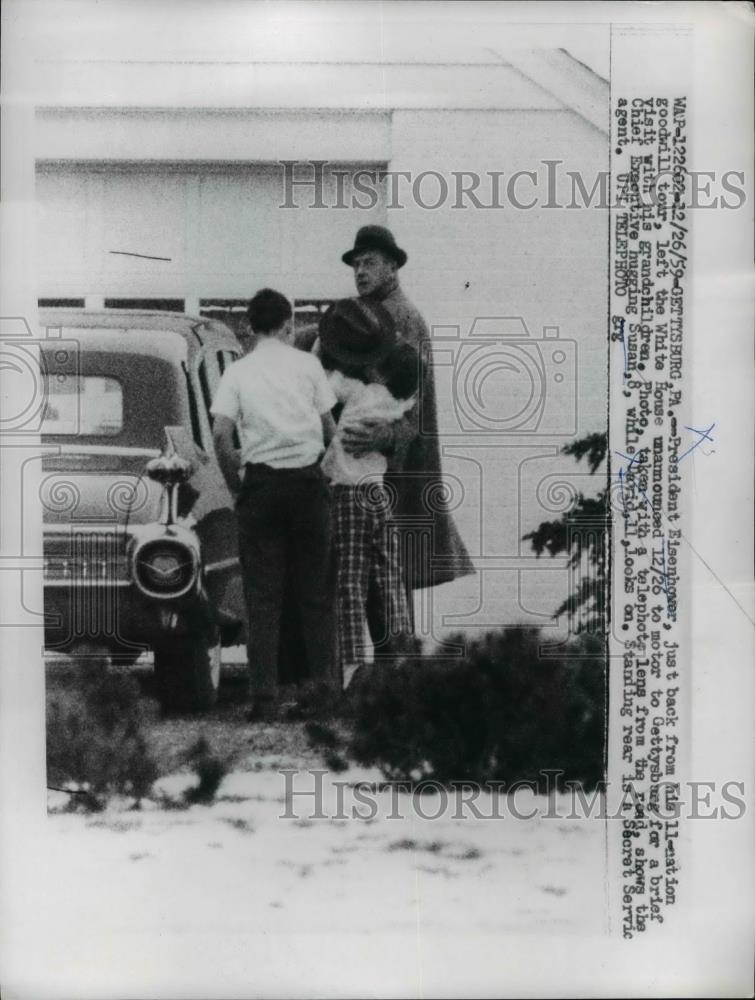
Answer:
[319, 298, 398, 369]
[341, 225, 408, 268]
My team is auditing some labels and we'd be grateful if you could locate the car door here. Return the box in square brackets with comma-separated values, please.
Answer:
[172, 343, 245, 637]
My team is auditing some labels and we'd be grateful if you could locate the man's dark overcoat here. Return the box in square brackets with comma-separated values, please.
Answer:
[373, 285, 475, 589]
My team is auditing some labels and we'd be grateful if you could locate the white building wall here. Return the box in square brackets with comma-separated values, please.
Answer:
[36, 162, 388, 304]
[387, 108, 608, 435]
[36, 109, 392, 163]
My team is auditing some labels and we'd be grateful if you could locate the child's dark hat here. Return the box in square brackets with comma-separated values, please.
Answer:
[319, 298, 398, 368]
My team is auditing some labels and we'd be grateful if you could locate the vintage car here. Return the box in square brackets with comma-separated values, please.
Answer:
[40, 308, 247, 711]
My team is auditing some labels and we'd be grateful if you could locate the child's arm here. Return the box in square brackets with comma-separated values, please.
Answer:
[340, 388, 420, 461]
[212, 416, 243, 497]
[327, 368, 358, 405]
[211, 370, 243, 496]
[321, 411, 337, 447]
[312, 357, 339, 448]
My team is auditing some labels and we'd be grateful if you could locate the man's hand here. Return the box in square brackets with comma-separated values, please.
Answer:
[212, 415, 243, 498]
[341, 418, 394, 458]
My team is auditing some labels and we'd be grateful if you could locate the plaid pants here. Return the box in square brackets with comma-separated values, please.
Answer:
[332, 483, 411, 677]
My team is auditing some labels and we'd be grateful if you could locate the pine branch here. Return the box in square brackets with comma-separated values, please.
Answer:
[562, 432, 607, 474]
[523, 431, 609, 630]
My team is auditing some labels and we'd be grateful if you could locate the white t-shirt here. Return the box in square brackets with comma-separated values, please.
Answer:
[321, 369, 416, 486]
[211, 337, 337, 469]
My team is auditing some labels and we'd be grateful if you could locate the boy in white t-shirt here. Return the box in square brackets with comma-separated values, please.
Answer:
[318, 298, 420, 687]
[211, 288, 338, 718]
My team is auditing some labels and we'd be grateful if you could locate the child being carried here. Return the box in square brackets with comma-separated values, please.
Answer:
[318, 298, 420, 687]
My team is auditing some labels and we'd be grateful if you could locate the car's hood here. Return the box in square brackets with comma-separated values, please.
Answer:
[40, 446, 164, 526]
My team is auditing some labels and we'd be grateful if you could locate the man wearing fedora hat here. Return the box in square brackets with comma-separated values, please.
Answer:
[339, 225, 475, 637]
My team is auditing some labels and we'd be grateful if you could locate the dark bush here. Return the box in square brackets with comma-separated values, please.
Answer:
[184, 737, 228, 805]
[348, 628, 606, 791]
[304, 721, 342, 751]
[47, 657, 158, 809]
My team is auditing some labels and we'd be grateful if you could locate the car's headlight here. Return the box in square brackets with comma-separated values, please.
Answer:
[132, 538, 198, 598]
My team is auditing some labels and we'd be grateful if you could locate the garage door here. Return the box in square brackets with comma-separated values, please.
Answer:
[36, 163, 387, 307]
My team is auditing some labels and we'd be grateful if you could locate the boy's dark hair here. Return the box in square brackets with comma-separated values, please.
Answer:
[246, 288, 292, 333]
[380, 341, 421, 400]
